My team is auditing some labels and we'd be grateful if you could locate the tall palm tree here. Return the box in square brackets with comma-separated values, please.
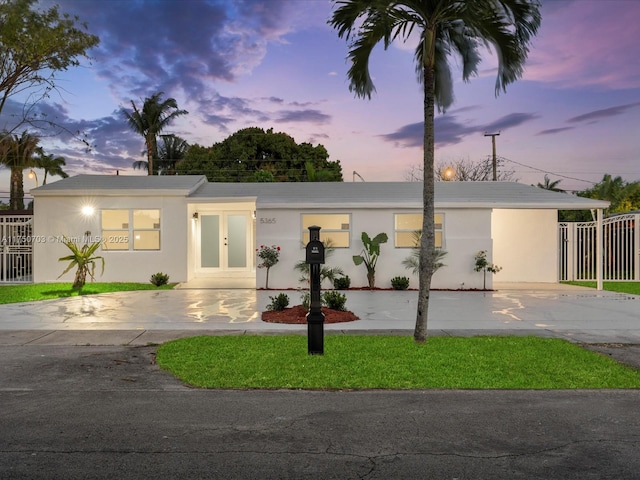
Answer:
[122, 92, 188, 175]
[330, 0, 541, 342]
[156, 134, 189, 175]
[0, 131, 40, 210]
[34, 152, 69, 185]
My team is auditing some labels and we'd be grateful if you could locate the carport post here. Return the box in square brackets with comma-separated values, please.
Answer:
[596, 208, 603, 291]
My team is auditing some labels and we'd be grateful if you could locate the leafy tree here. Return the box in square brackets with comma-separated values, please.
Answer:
[330, 0, 541, 342]
[0, 0, 99, 130]
[537, 175, 564, 193]
[0, 130, 40, 209]
[177, 127, 342, 182]
[33, 152, 68, 185]
[122, 92, 188, 175]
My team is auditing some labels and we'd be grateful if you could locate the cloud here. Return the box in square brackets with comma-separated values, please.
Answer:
[525, 1, 640, 89]
[381, 112, 539, 147]
[58, 0, 301, 100]
[275, 109, 331, 125]
[567, 102, 640, 124]
[536, 127, 574, 136]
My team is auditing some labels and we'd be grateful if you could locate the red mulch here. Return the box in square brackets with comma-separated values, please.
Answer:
[262, 305, 359, 324]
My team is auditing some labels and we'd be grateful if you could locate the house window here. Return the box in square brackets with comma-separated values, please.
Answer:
[394, 213, 444, 248]
[301, 214, 350, 247]
[101, 209, 161, 251]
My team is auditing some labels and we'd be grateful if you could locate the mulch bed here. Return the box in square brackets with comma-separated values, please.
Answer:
[261, 305, 359, 324]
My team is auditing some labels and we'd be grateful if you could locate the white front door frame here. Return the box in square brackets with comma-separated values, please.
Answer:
[189, 202, 256, 280]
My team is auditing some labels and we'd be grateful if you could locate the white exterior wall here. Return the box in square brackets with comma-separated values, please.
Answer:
[33, 195, 189, 283]
[492, 209, 558, 283]
[257, 207, 494, 290]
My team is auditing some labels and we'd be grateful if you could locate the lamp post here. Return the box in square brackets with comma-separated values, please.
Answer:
[27, 169, 38, 187]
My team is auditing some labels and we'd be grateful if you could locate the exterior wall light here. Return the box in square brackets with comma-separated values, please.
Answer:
[81, 206, 95, 216]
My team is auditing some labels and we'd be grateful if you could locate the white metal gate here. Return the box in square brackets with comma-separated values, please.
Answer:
[559, 213, 640, 281]
[0, 213, 33, 283]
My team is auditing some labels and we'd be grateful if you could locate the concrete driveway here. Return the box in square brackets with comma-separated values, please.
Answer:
[0, 283, 638, 345]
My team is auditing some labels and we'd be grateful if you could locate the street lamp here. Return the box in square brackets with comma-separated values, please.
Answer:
[27, 169, 38, 187]
[443, 167, 455, 181]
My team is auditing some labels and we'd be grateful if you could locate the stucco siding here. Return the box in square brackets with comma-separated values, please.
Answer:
[34, 196, 189, 284]
[492, 209, 558, 283]
[256, 207, 495, 290]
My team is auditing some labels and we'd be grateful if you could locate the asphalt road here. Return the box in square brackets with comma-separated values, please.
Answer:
[1, 344, 639, 480]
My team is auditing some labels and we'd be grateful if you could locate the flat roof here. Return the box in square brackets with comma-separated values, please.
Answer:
[32, 175, 610, 210]
[31, 174, 207, 196]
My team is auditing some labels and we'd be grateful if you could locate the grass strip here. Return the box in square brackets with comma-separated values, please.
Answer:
[563, 281, 640, 295]
[0, 282, 175, 304]
[156, 335, 640, 390]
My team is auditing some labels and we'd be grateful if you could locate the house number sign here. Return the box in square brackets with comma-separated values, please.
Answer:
[259, 217, 276, 224]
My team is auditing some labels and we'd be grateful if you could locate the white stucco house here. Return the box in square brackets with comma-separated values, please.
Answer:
[31, 175, 609, 290]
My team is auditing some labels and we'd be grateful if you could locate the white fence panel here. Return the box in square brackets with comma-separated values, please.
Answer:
[0, 213, 33, 283]
[559, 214, 639, 282]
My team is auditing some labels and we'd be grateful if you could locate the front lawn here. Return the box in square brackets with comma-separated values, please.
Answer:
[564, 281, 640, 295]
[156, 335, 640, 389]
[0, 282, 175, 304]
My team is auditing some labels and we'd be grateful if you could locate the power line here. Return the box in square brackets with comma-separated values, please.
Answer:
[497, 155, 597, 185]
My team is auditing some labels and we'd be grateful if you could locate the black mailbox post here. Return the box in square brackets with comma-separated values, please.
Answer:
[305, 226, 325, 355]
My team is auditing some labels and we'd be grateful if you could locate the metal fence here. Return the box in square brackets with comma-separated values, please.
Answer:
[559, 213, 640, 282]
[0, 212, 33, 283]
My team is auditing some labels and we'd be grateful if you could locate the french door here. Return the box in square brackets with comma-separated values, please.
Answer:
[197, 212, 251, 272]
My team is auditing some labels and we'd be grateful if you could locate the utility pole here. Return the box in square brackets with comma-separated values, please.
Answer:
[484, 132, 500, 181]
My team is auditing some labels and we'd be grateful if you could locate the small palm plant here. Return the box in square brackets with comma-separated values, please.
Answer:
[402, 230, 447, 275]
[58, 236, 105, 290]
[294, 238, 344, 288]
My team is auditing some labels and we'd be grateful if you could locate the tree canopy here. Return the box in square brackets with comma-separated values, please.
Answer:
[560, 174, 640, 222]
[176, 127, 343, 182]
[0, 0, 99, 130]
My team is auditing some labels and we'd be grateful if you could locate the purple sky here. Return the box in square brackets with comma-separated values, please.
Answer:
[3, 0, 640, 195]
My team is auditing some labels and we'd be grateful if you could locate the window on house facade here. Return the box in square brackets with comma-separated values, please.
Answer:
[394, 213, 444, 248]
[101, 209, 161, 251]
[301, 213, 350, 247]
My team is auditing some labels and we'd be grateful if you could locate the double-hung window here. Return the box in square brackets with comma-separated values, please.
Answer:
[394, 213, 444, 248]
[101, 209, 161, 251]
[301, 214, 350, 247]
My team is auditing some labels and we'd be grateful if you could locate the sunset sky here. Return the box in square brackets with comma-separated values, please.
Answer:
[2, 0, 639, 198]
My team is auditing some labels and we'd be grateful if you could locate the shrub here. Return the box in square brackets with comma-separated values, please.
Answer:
[266, 293, 289, 311]
[322, 290, 347, 311]
[150, 272, 170, 286]
[333, 275, 351, 289]
[391, 276, 410, 290]
[300, 292, 310, 309]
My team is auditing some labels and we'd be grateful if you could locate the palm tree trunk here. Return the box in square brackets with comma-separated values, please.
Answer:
[10, 167, 24, 210]
[146, 140, 154, 176]
[414, 61, 436, 343]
